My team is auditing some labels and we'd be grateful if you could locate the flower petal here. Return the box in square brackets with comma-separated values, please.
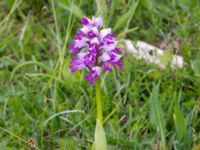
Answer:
[90, 37, 99, 45]
[81, 17, 90, 25]
[112, 53, 122, 62]
[85, 66, 102, 85]
[92, 66, 102, 77]
[100, 28, 111, 40]
[101, 52, 111, 61]
[101, 41, 117, 51]
[91, 16, 103, 28]
[74, 37, 89, 48]
[80, 26, 90, 34]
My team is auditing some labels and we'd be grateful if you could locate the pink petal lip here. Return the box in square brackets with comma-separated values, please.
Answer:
[92, 66, 102, 76]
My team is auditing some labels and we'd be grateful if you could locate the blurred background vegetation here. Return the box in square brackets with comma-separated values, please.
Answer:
[0, 0, 199, 149]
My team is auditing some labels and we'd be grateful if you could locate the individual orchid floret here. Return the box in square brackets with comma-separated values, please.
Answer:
[69, 16, 123, 85]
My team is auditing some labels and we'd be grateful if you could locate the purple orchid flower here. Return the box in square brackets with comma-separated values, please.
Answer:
[69, 16, 123, 85]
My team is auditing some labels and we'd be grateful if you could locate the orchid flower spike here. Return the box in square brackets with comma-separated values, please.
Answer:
[69, 16, 123, 85]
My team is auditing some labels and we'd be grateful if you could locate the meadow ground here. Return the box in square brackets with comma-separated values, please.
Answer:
[0, 0, 200, 149]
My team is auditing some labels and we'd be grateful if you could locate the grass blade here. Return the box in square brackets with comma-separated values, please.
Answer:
[149, 84, 166, 149]
[113, 0, 139, 31]
[95, 0, 107, 20]
[43, 110, 84, 126]
[173, 105, 186, 141]
[58, 0, 85, 19]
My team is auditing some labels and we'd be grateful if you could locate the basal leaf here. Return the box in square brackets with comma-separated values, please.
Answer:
[94, 119, 107, 150]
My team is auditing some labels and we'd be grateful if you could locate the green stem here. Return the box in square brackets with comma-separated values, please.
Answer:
[95, 79, 103, 124]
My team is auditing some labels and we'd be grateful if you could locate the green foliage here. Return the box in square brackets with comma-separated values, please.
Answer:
[149, 84, 166, 149]
[174, 104, 186, 141]
[95, 0, 107, 21]
[113, 0, 139, 32]
[58, 0, 85, 19]
[160, 50, 173, 66]
[191, 60, 200, 76]
[0, 0, 200, 149]
[94, 119, 107, 150]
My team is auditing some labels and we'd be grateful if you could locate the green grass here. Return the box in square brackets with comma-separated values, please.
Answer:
[0, 0, 200, 149]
